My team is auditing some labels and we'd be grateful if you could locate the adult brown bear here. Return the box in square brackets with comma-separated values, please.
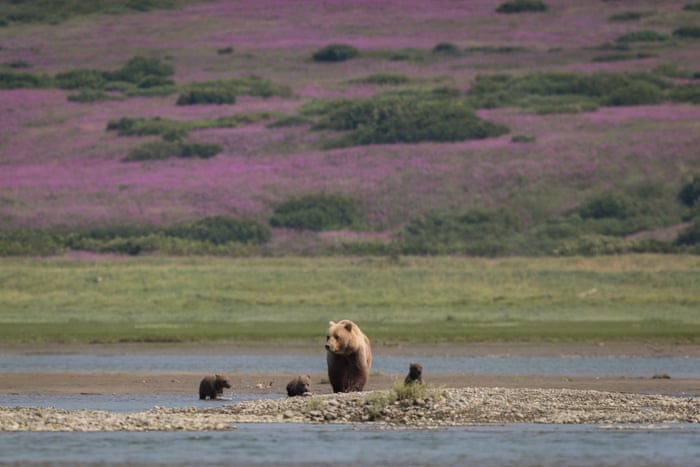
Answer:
[325, 320, 372, 393]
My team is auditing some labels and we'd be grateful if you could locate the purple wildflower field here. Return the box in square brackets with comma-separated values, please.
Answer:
[1, 0, 699, 245]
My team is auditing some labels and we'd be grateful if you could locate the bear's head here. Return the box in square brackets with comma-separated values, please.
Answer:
[214, 374, 232, 390]
[325, 319, 359, 355]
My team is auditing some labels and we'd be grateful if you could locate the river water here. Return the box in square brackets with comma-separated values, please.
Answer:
[1, 423, 698, 466]
[1, 353, 699, 466]
[2, 353, 699, 377]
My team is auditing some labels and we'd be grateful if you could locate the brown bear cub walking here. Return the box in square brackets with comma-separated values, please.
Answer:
[325, 319, 372, 393]
[404, 362, 423, 385]
[286, 374, 312, 397]
[199, 374, 232, 400]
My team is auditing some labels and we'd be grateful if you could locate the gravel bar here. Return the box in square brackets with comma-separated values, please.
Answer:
[2, 387, 699, 431]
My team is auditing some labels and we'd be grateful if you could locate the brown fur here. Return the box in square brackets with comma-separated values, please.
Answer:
[404, 362, 423, 385]
[325, 319, 372, 393]
[286, 374, 312, 397]
[198, 373, 232, 400]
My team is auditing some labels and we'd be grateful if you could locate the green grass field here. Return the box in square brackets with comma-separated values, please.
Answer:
[1, 254, 699, 343]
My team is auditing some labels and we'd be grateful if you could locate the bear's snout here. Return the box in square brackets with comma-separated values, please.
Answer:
[324, 343, 331, 351]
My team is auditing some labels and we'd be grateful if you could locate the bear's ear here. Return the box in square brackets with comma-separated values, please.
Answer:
[214, 373, 222, 379]
[344, 321, 353, 332]
[329, 321, 336, 326]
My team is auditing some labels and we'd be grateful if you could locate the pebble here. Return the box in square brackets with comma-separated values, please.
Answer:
[1, 387, 698, 432]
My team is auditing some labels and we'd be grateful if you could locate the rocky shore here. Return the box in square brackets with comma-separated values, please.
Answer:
[2, 387, 698, 432]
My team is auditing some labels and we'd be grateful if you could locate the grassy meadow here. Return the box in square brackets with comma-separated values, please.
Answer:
[1, 254, 699, 343]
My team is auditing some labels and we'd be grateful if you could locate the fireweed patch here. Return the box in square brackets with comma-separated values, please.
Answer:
[1, 0, 700, 255]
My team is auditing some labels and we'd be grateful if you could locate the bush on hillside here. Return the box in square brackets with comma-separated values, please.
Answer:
[348, 73, 411, 85]
[669, 84, 700, 104]
[0, 0, 176, 25]
[176, 88, 236, 105]
[575, 192, 642, 220]
[466, 71, 670, 109]
[616, 30, 670, 43]
[400, 208, 520, 254]
[684, 2, 700, 11]
[673, 26, 700, 39]
[675, 220, 700, 246]
[166, 216, 270, 245]
[431, 42, 460, 55]
[270, 194, 363, 231]
[312, 96, 508, 147]
[54, 69, 107, 89]
[678, 174, 700, 207]
[123, 140, 222, 161]
[496, 0, 548, 13]
[602, 80, 663, 106]
[0, 71, 51, 89]
[106, 116, 187, 136]
[180, 76, 291, 100]
[104, 56, 174, 83]
[312, 44, 359, 62]
[608, 12, 643, 21]
[67, 89, 114, 102]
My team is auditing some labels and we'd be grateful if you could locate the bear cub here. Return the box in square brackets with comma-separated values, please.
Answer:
[199, 373, 232, 400]
[286, 374, 312, 397]
[404, 362, 423, 385]
[325, 319, 372, 393]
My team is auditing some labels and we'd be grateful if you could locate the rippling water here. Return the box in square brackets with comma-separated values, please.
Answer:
[1, 423, 699, 466]
[1, 354, 699, 377]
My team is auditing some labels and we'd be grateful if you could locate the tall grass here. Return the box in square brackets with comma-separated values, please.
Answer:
[0, 255, 698, 343]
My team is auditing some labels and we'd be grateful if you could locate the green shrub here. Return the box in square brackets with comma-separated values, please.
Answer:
[684, 2, 700, 11]
[54, 69, 107, 89]
[104, 56, 174, 83]
[466, 71, 670, 109]
[348, 73, 410, 85]
[676, 219, 700, 246]
[67, 89, 113, 102]
[267, 115, 313, 128]
[511, 134, 536, 143]
[609, 12, 643, 21]
[576, 192, 642, 220]
[123, 140, 180, 162]
[0, 71, 51, 89]
[602, 80, 662, 106]
[0, 0, 177, 25]
[166, 216, 270, 245]
[106, 117, 187, 136]
[0, 229, 65, 256]
[313, 96, 509, 147]
[400, 208, 520, 254]
[431, 42, 460, 55]
[616, 30, 670, 43]
[5, 60, 31, 68]
[270, 194, 363, 231]
[312, 44, 359, 62]
[669, 84, 700, 104]
[678, 174, 700, 207]
[217, 46, 234, 54]
[673, 26, 700, 39]
[180, 76, 291, 100]
[178, 142, 222, 159]
[123, 139, 222, 161]
[137, 75, 174, 88]
[176, 88, 236, 105]
[496, 0, 548, 13]
[387, 48, 425, 62]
